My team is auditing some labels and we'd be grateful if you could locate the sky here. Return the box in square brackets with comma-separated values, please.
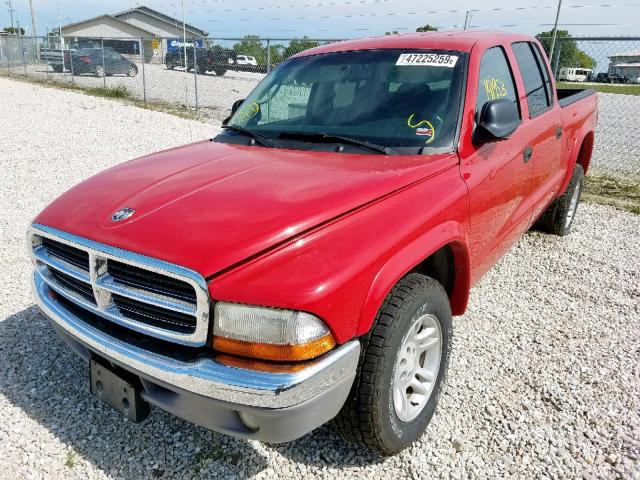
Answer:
[3, 0, 640, 39]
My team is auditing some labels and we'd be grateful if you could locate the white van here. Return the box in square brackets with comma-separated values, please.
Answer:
[236, 55, 258, 66]
[558, 67, 593, 82]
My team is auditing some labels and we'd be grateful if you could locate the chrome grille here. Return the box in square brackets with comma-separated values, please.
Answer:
[30, 224, 210, 346]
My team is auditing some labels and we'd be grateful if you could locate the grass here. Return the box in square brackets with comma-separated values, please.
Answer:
[0, 73, 199, 120]
[65, 450, 80, 468]
[583, 172, 640, 214]
[557, 81, 640, 96]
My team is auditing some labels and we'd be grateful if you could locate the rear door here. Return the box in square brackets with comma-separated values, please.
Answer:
[511, 41, 564, 221]
[460, 45, 534, 281]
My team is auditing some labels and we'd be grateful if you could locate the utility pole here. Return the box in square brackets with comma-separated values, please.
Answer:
[549, 0, 562, 62]
[28, 0, 39, 59]
[181, 0, 189, 108]
[463, 10, 471, 30]
[6, 0, 15, 31]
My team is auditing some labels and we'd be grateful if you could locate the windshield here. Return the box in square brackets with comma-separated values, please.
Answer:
[224, 49, 467, 154]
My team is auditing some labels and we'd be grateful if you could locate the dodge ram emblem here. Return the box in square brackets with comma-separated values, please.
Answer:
[111, 208, 136, 222]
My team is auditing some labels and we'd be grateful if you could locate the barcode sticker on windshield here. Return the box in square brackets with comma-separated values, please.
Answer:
[396, 54, 458, 67]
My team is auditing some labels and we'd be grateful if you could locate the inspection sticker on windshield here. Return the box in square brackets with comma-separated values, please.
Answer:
[396, 53, 458, 67]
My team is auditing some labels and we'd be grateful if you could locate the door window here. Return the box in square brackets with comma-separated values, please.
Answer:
[512, 42, 552, 117]
[476, 46, 520, 119]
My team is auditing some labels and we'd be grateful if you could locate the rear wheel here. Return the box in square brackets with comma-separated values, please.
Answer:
[533, 164, 584, 236]
[214, 68, 226, 76]
[166, 63, 175, 70]
[52, 64, 63, 73]
[333, 273, 452, 455]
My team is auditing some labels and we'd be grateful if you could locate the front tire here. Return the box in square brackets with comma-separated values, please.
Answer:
[533, 164, 584, 236]
[333, 274, 452, 455]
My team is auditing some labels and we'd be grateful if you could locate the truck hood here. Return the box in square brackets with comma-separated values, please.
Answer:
[35, 140, 457, 278]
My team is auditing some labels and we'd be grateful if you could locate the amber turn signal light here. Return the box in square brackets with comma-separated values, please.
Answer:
[213, 333, 336, 362]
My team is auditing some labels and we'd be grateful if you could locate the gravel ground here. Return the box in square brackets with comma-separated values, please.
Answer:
[0, 77, 639, 479]
[6, 62, 640, 176]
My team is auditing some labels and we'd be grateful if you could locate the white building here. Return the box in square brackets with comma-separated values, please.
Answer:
[608, 49, 640, 80]
[60, 6, 208, 63]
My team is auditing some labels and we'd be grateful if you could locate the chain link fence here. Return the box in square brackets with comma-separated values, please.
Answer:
[1, 34, 638, 182]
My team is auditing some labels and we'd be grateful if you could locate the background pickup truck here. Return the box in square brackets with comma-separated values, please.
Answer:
[30, 31, 596, 455]
[165, 46, 235, 76]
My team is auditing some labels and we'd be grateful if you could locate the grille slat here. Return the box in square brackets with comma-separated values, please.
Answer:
[49, 269, 96, 304]
[112, 295, 196, 334]
[107, 260, 197, 303]
[41, 237, 90, 271]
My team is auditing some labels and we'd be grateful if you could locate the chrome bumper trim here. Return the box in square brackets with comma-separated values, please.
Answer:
[33, 272, 360, 408]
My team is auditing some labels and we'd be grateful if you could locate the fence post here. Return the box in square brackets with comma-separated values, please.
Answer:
[68, 38, 75, 84]
[20, 34, 27, 76]
[193, 40, 198, 111]
[42, 37, 48, 81]
[266, 38, 271, 73]
[141, 38, 146, 103]
[552, 40, 563, 79]
[101, 38, 106, 88]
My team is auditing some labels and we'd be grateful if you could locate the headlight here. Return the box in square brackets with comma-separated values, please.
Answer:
[212, 303, 336, 361]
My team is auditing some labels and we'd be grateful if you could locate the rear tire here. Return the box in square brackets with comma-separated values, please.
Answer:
[214, 68, 226, 76]
[333, 273, 452, 455]
[533, 164, 584, 236]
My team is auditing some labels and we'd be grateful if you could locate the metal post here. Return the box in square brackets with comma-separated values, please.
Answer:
[68, 37, 74, 84]
[266, 38, 271, 73]
[193, 41, 198, 111]
[552, 40, 563, 79]
[549, 0, 563, 62]
[101, 37, 106, 88]
[28, 0, 39, 60]
[141, 38, 146, 103]
[18, 24, 27, 76]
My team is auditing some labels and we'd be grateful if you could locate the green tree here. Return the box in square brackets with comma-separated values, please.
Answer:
[282, 37, 320, 59]
[536, 30, 596, 70]
[416, 25, 438, 32]
[385, 30, 399, 35]
[2, 26, 25, 35]
[232, 35, 267, 66]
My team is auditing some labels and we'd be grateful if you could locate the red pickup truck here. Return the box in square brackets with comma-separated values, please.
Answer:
[30, 31, 597, 454]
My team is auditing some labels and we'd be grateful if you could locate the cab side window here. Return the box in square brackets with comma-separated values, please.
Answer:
[512, 42, 552, 117]
[476, 46, 520, 120]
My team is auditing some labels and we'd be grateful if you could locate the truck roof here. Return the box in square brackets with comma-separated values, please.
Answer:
[293, 31, 537, 58]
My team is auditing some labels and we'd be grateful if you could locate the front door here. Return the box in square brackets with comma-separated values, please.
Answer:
[460, 45, 533, 282]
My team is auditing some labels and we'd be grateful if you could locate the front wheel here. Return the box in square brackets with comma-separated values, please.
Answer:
[533, 164, 584, 236]
[127, 65, 138, 77]
[333, 273, 452, 455]
[95, 65, 105, 77]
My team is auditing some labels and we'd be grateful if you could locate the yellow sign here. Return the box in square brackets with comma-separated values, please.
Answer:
[152, 38, 160, 50]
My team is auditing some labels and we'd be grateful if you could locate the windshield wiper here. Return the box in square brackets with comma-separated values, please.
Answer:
[221, 125, 277, 148]
[278, 131, 397, 155]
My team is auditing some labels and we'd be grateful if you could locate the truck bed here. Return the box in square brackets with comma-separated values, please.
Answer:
[557, 88, 597, 108]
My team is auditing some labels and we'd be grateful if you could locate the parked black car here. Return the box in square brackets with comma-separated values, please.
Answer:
[595, 72, 628, 84]
[70, 48, 138, 77]
[165, 47, 235, 76]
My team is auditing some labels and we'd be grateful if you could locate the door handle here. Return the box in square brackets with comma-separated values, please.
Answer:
[556, 126, 563, 140]
[523, 146, 533, 163]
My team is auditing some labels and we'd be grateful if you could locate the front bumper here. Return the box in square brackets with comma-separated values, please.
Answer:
[33, 272, 360, 442]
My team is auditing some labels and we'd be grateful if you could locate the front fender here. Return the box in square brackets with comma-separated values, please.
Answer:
[356, 221, 471, 336]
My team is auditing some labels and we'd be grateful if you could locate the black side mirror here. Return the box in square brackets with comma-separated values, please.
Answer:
[222, 98, 245, 126]
[474, 99, 521, 144]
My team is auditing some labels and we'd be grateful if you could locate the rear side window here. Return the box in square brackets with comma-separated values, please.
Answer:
[512, 42, 552, 117]
[475, 46, 519, 119]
